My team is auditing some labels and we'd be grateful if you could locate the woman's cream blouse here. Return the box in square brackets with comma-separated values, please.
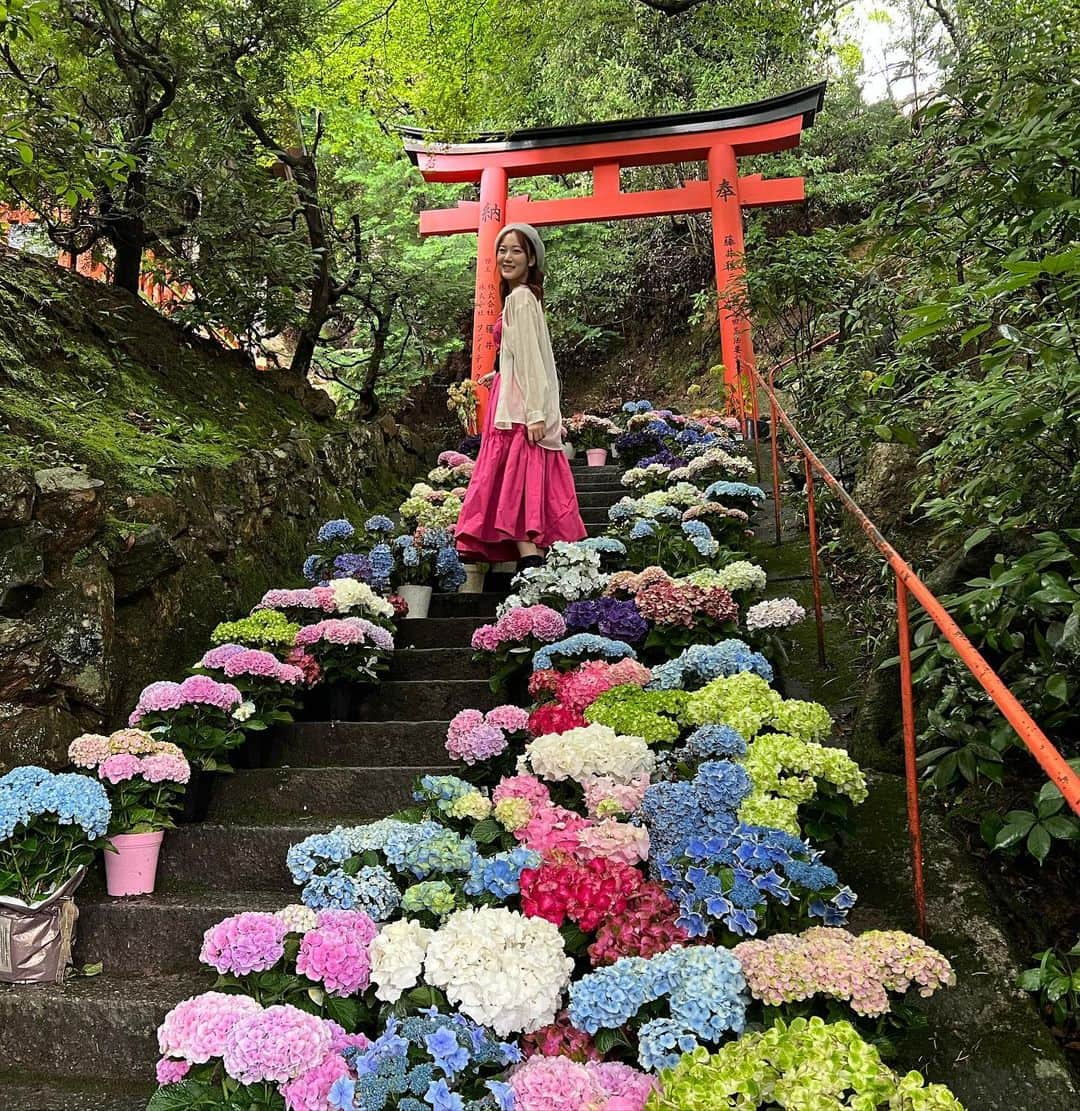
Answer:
[493, 285, 564, 452]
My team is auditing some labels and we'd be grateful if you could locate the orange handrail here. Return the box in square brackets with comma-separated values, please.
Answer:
[749, 345, 1080, 934]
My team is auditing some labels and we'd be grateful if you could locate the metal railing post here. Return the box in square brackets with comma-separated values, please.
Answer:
[769, 366, 782, 545]
[896, 576, 929, 938]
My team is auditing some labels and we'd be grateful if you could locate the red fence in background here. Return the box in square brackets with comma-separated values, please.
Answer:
[743, 340, 1080, 936]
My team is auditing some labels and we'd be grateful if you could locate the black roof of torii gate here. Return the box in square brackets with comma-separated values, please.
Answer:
[399, 82, 827, 162]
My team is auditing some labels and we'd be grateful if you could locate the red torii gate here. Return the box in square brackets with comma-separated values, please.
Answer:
[401, 83, 826, 423]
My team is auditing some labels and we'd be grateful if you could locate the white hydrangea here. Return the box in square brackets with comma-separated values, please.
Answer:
[746, 597, 807, 631]
[685, 448, 756, 479]
[329, 578, 394, 620]
[275, 904, 318, 933]
[369, 919, 434, 1003]
[521, 724, 655, 786]
[499, 543, 609, 610]
[423, 908, 573, 1036]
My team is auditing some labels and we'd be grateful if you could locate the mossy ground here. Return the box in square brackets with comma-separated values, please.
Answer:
[0, 252, 325, 494]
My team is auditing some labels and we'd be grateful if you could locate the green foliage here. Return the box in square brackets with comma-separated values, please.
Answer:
[1019, 938, 1080, 1032]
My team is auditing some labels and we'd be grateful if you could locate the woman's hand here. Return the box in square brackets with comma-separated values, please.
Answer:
[527, 421, 546, 443]
[478, 371, 496, 388]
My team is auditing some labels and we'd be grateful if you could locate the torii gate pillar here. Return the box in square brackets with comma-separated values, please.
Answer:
[708, 143, 756, 415]
[472, 166, 508, 419]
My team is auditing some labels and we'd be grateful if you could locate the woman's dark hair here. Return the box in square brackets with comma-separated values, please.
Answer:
[496, 229, 545, 304]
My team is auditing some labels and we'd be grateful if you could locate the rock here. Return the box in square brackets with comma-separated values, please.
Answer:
[31, 556, 114, 712]
[121, 493, 188, 538]
[0, 524, 45, 613]
[0, 467, 36, 526]
[0, 617, 57, 700]
[33, 467, 106, 559]
[0, 699, 83, 770]
[841, 442, 921, 554]
[108, 526, 182, 600]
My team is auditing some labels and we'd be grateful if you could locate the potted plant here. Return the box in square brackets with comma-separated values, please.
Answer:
[0, 766, 110, 982]
[69, 729, 191, 897]
[392, 527, 466, 618]
[447, 377, 480, 434]
[461, 561, 489, 594]
[293, 615, 395, 718]
[565, 412, 619, 466]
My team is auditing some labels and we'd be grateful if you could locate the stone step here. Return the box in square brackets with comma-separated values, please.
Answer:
[75, 891, 284, 979]
[580, 507, 612, 525]
[585, 521, 610, 538]
[575, 489, 626, 507]
[395, 616, 488, 649]
[354, 679, 496, 720]
[267, 720, 451, 768]
[206, 765, 449, 822]
[428, 591, 501, 619]
[159, 823, 321, 893]
[0, 1074, 152, 1110]
[390, 648, 487, 682]
[0, 974, 200, 1082]
[570, 464, 622, 477]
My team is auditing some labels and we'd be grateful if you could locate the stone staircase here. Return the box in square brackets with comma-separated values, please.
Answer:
[0, 463, 626, 1110]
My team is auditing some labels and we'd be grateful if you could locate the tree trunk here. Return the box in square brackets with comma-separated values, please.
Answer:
[110, 222, 144, 293]
[288, 154, 334, 379]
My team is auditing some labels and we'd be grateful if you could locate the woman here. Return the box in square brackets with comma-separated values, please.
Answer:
[455, 222, 587, 569]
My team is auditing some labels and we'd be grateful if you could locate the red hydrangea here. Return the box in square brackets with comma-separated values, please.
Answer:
[528, 703, 586, 736]
[587, 882, 694, 966]
[520, 854, 643, 933]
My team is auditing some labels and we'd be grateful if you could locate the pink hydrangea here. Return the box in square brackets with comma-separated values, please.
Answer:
[576, 820, 650, 865]
[493, 774, 552, 808]
[140, 752, 191, 785]
[295, 617, 393, 652]
[521, 1011, 600, 1062]
[733, 927, 955, 1017]
[516, 803, 591, 855]
[438, 450, 471, 466]
[131, 674, 245, 724]
[486, 705, 531, 733]
[556, 659, 652, 714]
[447, 721, 507, 764]
[280, 1049, 351, 1111]
[157, 991, 262, 1063]
[471, 606, 567, 652]
[129, 680, 184, 723]
[295, 911, 377, 996]
[326, 1020, 371, 1055]
[99, 752, 142, 784]
[510, 1056, 605, 1110]
[590, 1062, 658, 1108]
[155, 1057, 192, 1085]
[67, 733, 111, 768]
[200, 912, 288, 976]
[223, 649, 284, 678]
[200, 643, 248, 670]
[222, 1004, 331, 1085]
[582, 774, 650, 819]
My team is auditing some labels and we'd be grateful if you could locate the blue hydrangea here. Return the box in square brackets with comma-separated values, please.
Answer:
[705, 480, 766, 504]
[608, 502, 634, 522]
[354, 864, 402, 921]
[532, 633, 637, 672]
[369, 543, 394, 587]
[436, 546, 466, 591]
[287, 830, 350, 883]
[637, 1017, 700, 1071]
[681, 519, 714, 540]
[402, 829, 476, 879]
[334, 552, 371, 580]
[302, 554, 322, 582]
[684, 724, 748, 759]
[695, 760, 753, 812]
[365, 515, 395, 533]
[574, 536, 627, 557]
[628, 519, 656, 540]
[302, 868, 360, 910]
[568, 946, 747, 1069]
[463, 847, 540, 899]
[647, 640, 774, 690]
[318, 518, 355, 543]
[414, 775, 474, 809]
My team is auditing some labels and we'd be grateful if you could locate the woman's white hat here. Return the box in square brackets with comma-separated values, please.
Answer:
[495, 222, 546, 272]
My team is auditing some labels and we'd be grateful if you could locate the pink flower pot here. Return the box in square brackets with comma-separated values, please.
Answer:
[105, 831, 165, 897]
[585, 448, 608, 467]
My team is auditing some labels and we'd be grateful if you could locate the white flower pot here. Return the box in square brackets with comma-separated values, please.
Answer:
[460, 565, 487, 594]
[399, 584, 433, 619]
[563, 441, 576, 461]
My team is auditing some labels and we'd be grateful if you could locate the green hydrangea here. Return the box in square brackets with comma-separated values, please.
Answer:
[211, 609, 299, 649]
[584, 686, 688, 744]
[742, 732, 868, 811]
[402, 880, 457, 918]
[737, 793, 801, 835]
[645, 1017, 965, 1110]
[682, 672, 782, 737]
[770, 699, 833, 743]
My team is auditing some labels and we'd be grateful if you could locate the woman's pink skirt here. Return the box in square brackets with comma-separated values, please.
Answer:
[456, 373, 587, 563]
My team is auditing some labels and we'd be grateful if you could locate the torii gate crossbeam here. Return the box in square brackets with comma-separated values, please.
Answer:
[401, 83, 826, 424]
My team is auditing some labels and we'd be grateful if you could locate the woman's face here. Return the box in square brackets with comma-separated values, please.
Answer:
[497, 231, 532, 286]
